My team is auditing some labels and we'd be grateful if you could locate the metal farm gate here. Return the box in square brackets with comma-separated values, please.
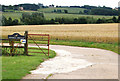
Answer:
[1, 31, 50, 56]
[28, 33, 50, 56]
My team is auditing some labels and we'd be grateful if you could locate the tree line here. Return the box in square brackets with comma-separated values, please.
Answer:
[1, 13, 120, 26]
[56, 5, 120, 16]
[1, 4, 120, 16]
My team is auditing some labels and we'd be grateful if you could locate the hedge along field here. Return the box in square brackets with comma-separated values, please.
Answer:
[2, 24, 118, 44]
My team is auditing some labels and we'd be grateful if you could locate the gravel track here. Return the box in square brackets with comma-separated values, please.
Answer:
[23, 45, 118, 79]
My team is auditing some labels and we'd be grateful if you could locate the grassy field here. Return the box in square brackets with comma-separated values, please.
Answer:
[1, 12, 114, 21]
[38, 7, 86, 14]
[50, 39, 118, 53]
[2, 12, 22, 21]
[44, 13, 113, 20]
[2, 48, 56, 80]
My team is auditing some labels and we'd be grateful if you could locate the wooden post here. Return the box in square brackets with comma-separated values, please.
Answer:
[24, 31, 28, 55]
[10, 40, 14, 56]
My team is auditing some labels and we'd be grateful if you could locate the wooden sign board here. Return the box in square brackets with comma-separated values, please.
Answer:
[8, 33, 25, 40]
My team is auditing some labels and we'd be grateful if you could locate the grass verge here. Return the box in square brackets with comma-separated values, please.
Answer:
[2, 47, 56, 80]
[49, 39, 118, 54]
[28, 39, 118, 54]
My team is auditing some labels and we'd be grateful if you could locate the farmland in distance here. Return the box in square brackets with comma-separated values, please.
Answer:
[1, 12, 114, 21]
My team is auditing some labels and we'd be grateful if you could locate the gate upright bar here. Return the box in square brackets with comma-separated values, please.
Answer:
[24, 31, 28, 56]
[48, 34, 50, 56]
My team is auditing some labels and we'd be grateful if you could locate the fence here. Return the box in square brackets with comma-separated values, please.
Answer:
[1, 31, 50, 56]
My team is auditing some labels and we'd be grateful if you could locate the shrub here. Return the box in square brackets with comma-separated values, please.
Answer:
[21, 12, 45, 25]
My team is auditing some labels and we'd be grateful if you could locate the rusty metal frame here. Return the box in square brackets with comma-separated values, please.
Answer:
[28, 34, 50, 56]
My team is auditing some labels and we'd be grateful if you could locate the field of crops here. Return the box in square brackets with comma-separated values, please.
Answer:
[1, 23, 118, 43]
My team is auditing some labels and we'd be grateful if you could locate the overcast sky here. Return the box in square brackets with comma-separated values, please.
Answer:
[1, 0, 120, 8]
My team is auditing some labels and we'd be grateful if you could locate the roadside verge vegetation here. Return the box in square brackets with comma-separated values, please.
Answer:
[49, 40, 118, 54]
[2, 47, 56, 80]
[27, 39, 118, 54]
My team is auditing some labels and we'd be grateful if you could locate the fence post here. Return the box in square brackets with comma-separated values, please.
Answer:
[24, 31, 28, 55]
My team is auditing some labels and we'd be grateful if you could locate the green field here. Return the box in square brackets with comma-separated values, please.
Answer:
[38, 7, 86, 14]
[2, 12, 22, 22]
[1, 7, 118, 21]
[2, 48, 56, 80]
[44, 13, 113, 20]
[2, 12, 114, 21]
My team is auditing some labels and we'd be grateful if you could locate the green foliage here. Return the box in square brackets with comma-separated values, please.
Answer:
[2, 4, 120, 16]
[55, 18, 64, 24]
[84, 10, 90, 15]
[2, 12, 22, 21]
[78, 17, 87, 24]
[112, 16, 118, 23]
[21, 12, 45, 25]
[91, 8, 119, 16]
[12, 19, 19, 25]
[73, 17, 88, 24]
[56, 9, 62, 13]
[96, 17, 110, 23]
[2, 16, 19, 26]
[1, 14, 119, 26]
[86, 17, 96, 24]
[49, 16, 117, 24]
[64, 10, 68, 13]
[44, 13, 114, 20]
[118, 15, 120, 23]
[96, 18, 103, 23]
[19, 4, 39, 11]
[2, 16, 7, 26]
[1, 12, 119, 26]
[2, 47, 24, 56]
[79, 11, 83, 14]
[50, 19, 55, 24]
[2, 12, 114, 21]
[106, 19, 114, 23]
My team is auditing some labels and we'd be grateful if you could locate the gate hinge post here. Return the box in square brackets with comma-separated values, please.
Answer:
[24, 31, 28, 56]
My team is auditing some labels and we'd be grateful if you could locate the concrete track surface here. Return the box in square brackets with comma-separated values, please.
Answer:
[22, 45, 118, 79]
